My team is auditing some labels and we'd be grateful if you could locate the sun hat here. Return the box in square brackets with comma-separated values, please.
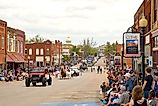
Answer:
[124, 73, 131, 78]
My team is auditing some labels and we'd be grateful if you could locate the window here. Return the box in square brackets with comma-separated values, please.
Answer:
[36, 49, 39, 55]
[154, 36, 158, 47]
[1, 35, 4, 49]
[21, 42, 23, 53]
[46, 48, 50, 55]
[154, 0, 157, 22]
[40, 49, 44, 55]
[25, 48, 27, 54]
[17, 40, 20, 53]
[29, 48, 32, 55]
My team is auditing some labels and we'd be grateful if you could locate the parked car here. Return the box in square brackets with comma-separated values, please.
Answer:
[25, 68, 52, 87]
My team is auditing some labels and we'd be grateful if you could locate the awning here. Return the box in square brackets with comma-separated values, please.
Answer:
[6, 54, 14, 62]
[13, 54, 25, 63]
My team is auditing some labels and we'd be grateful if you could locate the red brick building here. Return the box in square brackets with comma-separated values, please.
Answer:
[25, 40, 62, 67]
[7, 27, 25, 70]
[0, 20, 7, 70]
[116, 44, 132, 68]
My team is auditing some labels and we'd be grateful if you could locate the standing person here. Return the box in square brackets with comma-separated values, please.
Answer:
[142, 67, 153, 99]
[100, 66, 102, 74]
[100, 82, 109, 98]
[129, 85, 149, 106]
[97, 66, 100, 74]
[153, 72, 158, 97]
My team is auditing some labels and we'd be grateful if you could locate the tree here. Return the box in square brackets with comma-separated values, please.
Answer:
[63, 55, 71, 62]
[70, 46, 80, 54]
[81, 37, 97, 58]
[104, 41, 117, 56]
[26, 35, 44, 43]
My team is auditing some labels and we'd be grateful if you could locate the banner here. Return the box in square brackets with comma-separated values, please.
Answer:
[114, 56, 121, 66]
[124, 32, 141, 57]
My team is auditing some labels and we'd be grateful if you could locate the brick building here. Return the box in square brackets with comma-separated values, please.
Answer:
[25, 40, 62, 67]
[7, 27, 25, 70]
[151, 0, 158, 67]
[0, 20, 7, 70]
[116, 44, 132, 69]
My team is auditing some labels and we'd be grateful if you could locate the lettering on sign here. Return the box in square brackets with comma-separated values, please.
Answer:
[125, 35, 138, 40]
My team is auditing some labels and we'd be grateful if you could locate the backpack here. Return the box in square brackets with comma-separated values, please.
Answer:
[154, 81, 158, 93]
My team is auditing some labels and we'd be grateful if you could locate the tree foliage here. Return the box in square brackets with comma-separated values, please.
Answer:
[81, 38, 97, 58]
[63, 55, 71, 62]
[26, 35, 44, 43]
[70, 46, 80, 54]
[104, 41, 117, 56]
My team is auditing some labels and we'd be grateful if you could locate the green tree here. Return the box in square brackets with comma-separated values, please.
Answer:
[26, 35, 44, 43]
[63, 55, 71, 61]
[70, 46, 80, 54]
[104, 41, 117, 56]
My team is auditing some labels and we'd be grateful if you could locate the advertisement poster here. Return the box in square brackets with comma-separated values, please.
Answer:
[114, 56, 121, 66]
[124, 32, 140, 57]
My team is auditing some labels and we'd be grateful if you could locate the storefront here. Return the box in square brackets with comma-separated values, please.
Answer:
[152, 29, 158, 68]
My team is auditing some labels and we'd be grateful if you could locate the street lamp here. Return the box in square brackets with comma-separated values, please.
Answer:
[139, 15, 148, 84]
[28, 56, 30, 73]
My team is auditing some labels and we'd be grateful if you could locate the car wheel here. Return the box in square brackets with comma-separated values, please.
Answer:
[48, 77, 52, 85]
[42, 77, 47, 86]
[32, 82, 36, 86]
[25, 78, 30, 87]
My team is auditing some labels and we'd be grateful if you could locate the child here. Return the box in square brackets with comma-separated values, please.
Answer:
[100, 82, 109, 98]
[148, 90, 156, 106]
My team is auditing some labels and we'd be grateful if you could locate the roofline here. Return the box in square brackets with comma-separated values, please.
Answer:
[134, 0, 144, 18]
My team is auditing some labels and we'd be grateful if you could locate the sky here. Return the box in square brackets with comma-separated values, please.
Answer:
[0, 0, 143, 46]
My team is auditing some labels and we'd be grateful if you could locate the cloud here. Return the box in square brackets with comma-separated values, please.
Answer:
[0, 0, 143, 46]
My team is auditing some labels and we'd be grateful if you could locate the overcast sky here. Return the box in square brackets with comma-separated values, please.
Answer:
[0, 0, 143, 46]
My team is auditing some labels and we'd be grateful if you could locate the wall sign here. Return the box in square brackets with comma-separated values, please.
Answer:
[123, 32, 141, 57]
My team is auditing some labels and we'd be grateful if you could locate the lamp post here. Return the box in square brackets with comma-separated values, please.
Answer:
[28, 56, 30, 74]
[139, 15, 148, 84]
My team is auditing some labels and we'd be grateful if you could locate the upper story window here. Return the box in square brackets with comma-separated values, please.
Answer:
[17, 40, 20, 53]
[154, 35, 158, 48]
[46, 48, 50, 55]
[36, 48, 39, 55]
[29, 48, 32, 55]
[21, 42, 23, 53]
[154, 0, 157, 22]
[25, 48, 27, 54]
[1, 34, 4, 49]
[40, 49, 44, 55]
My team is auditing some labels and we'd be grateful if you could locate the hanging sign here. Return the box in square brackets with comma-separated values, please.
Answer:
[123, 32, 141, 57]
[114, 56, 121, 66]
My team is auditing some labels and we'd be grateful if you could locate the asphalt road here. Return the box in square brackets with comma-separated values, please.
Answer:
[0, 58, 107, 106]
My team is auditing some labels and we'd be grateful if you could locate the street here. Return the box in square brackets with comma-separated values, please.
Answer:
[0, 58, 107, 106]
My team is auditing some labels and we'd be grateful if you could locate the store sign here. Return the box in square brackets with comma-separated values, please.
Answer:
[124, 32, 141, 57]
[114, 56, 121, 66]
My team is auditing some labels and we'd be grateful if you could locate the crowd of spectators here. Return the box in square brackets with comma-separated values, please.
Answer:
[0, 67, 27, 82]
[100, 67, 158, 106]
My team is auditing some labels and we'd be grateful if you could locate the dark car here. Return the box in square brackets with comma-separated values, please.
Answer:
[25, 68, 52, 87]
